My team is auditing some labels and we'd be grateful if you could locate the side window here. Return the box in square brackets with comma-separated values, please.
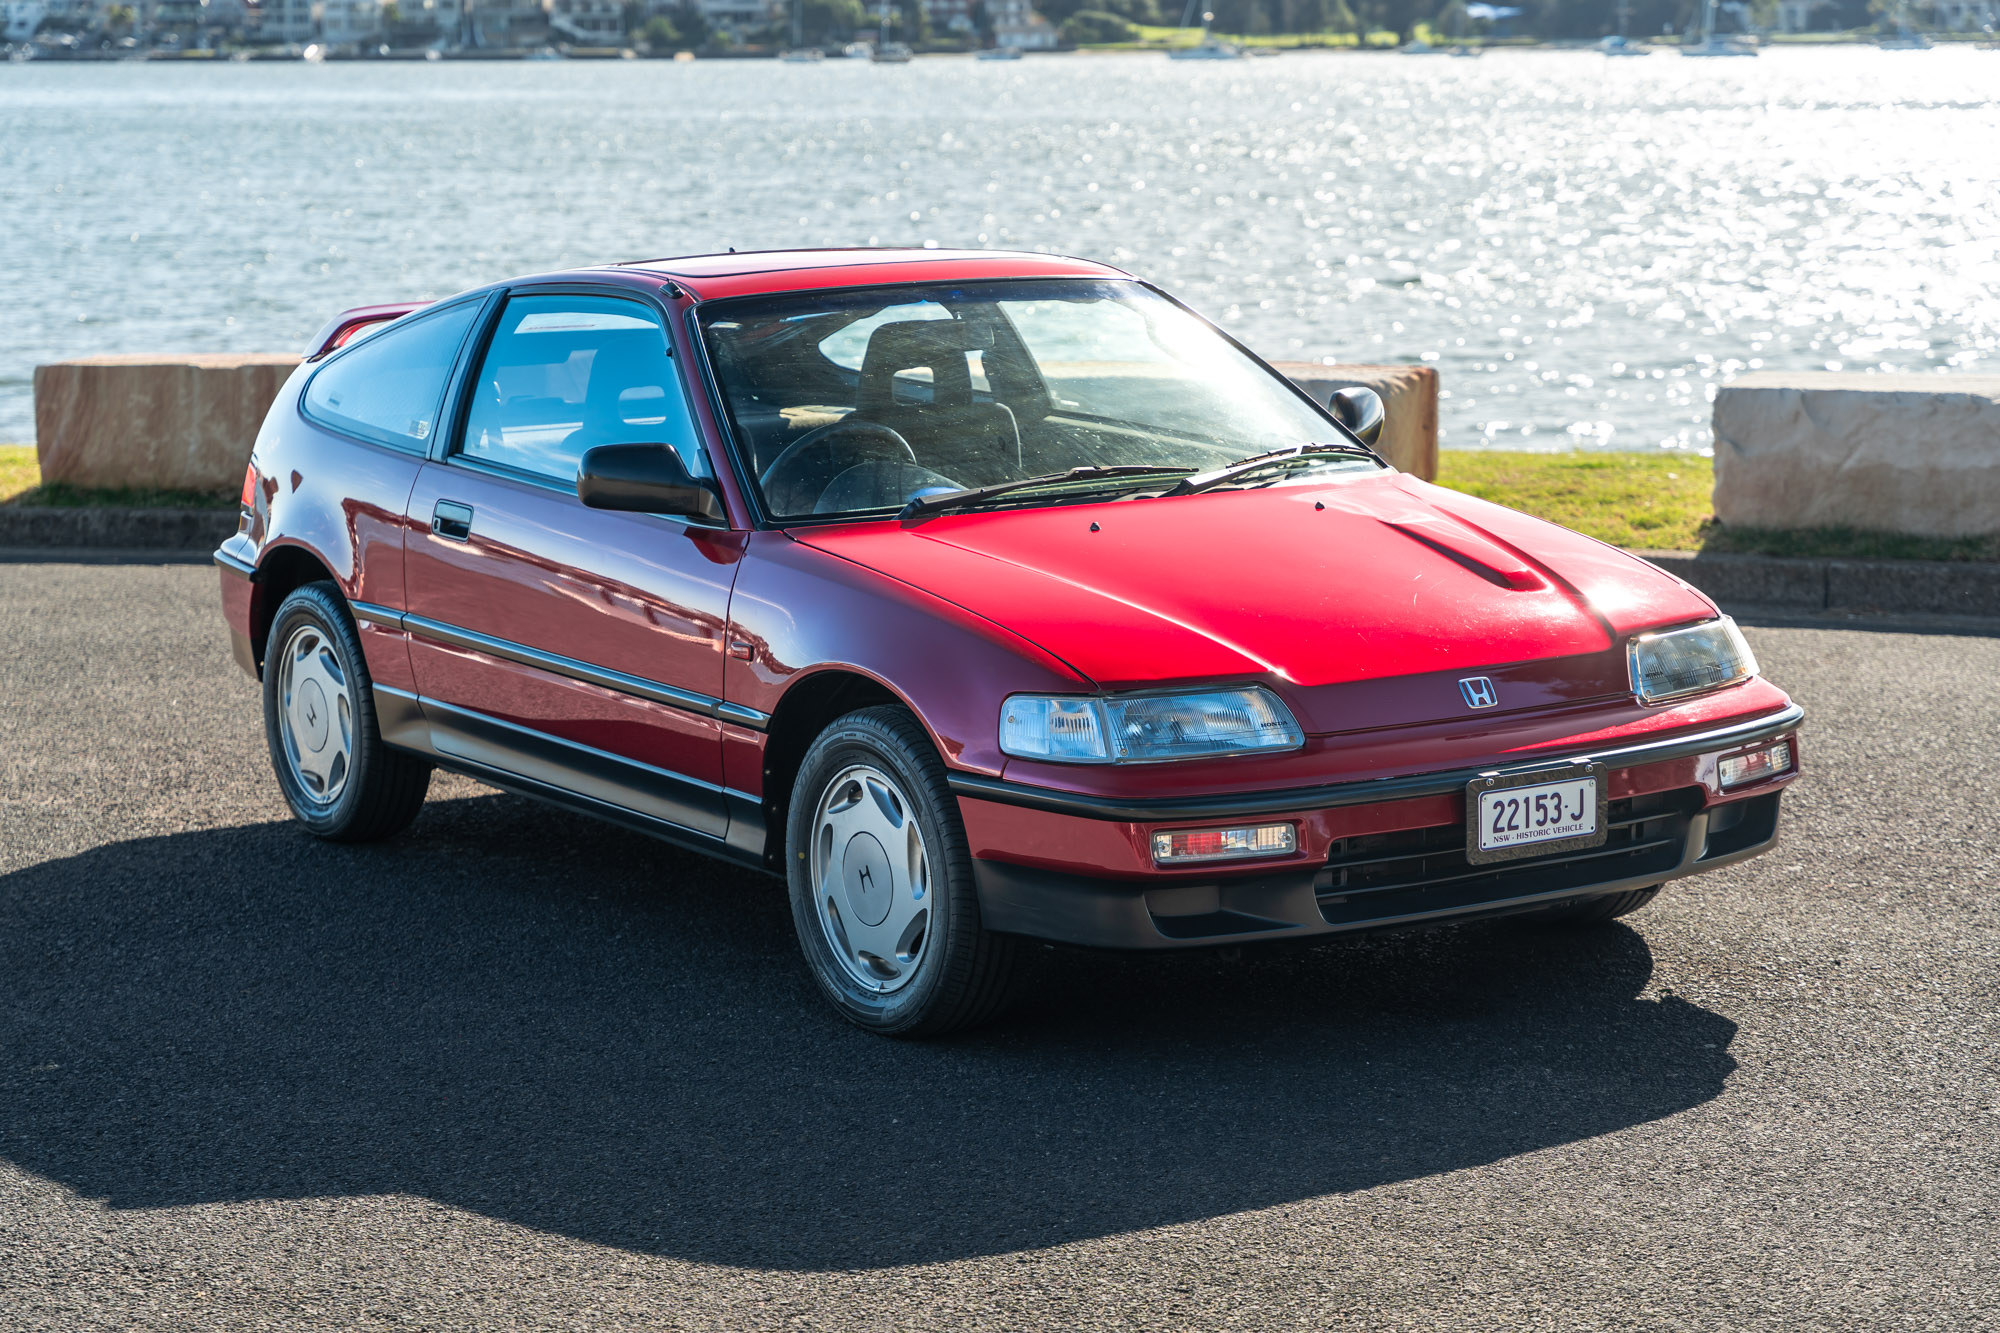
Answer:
[303, 301, 480, 452]
[458, 295, 709, 486]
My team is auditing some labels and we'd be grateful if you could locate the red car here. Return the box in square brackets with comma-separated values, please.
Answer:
[217, 248, 1801, 1035]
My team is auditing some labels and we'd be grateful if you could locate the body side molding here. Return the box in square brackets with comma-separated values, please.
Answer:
[371, 684, 771, 868]
[361, 609, 772, 730]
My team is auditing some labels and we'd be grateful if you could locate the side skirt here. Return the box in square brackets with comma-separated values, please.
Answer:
[373, 684, 775, 877]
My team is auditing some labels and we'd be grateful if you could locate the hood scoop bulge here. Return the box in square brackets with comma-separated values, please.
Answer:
[1378, 518, 1547, 592]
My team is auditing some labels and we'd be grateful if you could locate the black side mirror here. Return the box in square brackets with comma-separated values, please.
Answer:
[1330, 387, 1386, 448]
[578, 444, 725, 523]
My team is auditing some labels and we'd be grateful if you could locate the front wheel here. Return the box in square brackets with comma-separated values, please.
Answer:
[785, 706, 1016, 1037]
[263, 581, 431, 842]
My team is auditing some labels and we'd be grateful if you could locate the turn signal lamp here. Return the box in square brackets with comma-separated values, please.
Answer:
[1152, 823, 1297, 865]
[1718, 741, 1791, 790]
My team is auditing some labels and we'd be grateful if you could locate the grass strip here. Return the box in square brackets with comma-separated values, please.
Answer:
[1434, 450, 2000, 563]
[3, 441, 1992, 560]
[0, 445, 236, 509]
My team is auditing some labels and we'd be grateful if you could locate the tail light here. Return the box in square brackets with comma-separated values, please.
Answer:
[240, 462, 257, 510]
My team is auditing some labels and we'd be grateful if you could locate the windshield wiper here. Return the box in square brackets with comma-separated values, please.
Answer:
[898, 465, 1196, 520]
[1163, 442, 1378, 498]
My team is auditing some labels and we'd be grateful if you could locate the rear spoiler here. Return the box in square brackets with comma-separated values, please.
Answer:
[305, 300, 433, 359]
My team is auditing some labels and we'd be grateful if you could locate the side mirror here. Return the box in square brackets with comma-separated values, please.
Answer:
[578, 443, 725, 523]
[1330, 387, 1386, 448]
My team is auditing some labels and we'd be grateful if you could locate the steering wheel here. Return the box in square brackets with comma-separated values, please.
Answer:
[759, 419, 917, 515]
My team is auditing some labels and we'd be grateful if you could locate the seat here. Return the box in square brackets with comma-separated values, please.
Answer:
[855, 322, 1022, 487]
[574, 337, 669, 448]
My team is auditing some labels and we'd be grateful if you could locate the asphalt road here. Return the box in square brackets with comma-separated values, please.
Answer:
[1, 558, 1996, 1331]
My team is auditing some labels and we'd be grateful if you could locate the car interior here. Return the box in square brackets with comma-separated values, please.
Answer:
[701, 293, 1280, 518]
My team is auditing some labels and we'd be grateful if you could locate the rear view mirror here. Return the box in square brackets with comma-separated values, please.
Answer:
[1330, 387, 1385, 448]
[578, 444, 725, 523]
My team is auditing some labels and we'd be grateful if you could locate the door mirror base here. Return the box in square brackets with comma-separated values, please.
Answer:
[578, 444, 726, 523]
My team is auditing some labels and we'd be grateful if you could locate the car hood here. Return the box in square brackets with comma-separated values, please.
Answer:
[792, 472, 1718, 733]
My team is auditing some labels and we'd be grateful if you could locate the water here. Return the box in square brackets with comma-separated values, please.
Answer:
[5, 48, 1998, 451]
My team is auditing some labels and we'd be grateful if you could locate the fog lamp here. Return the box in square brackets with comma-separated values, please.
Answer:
[1718, 741, 1792, 790]
[1152, 823, 1297, 865]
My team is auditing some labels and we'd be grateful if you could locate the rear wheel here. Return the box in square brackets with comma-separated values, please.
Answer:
[263, 582, 431, 842]
[1531, 884, 1661, 926]
[785, 706, 1016, 1037]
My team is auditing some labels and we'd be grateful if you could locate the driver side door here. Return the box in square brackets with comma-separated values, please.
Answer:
[401, 289, 746, 841]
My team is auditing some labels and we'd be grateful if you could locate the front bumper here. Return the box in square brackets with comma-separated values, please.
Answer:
[957, 703, 1800, 950]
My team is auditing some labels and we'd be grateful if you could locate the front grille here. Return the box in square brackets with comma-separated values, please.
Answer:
[1315, 788, 1700, 928]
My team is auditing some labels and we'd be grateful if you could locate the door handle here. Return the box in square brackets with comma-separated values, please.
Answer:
[432, 500, 473, 542]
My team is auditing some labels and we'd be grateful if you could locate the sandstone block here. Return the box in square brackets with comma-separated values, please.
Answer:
[1273, 362, 1439, 481]
[1712, 373, 2000, 537]
[34, 354, 303, 493]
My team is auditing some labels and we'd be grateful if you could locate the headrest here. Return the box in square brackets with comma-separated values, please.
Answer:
[858, 321, 986, 413]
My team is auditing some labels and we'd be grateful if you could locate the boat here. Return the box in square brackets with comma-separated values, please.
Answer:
[1601, 1, 1649, 54]
[1399, 37, 1442, 52]
[1170, 34, 1243, 56]
[779, 0, 823, 61]
[524, 45, 564, 59]
[1448, 2, 1480, 55]
[975, 45, 1022, 58]
[1680, 0, 1756, 55]
[1875, 4, 1931, 46]
[842, 40, 872, 56]
[872, 39, 912, 60]
[1168, 5, 1244, 57]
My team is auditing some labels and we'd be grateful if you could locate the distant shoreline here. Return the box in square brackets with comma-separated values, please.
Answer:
[7, 33, 1994, 64]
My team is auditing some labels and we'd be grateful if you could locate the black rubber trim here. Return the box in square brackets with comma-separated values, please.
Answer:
[948, 702, 1805, 823]
[362, 607, 771, 731]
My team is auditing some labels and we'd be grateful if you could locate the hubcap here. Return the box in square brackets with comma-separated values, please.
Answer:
[277, 620, 353, 807]
[810, 764, 933, 994]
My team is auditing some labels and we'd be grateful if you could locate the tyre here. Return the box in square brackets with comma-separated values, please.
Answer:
[1531, 884, 1662, 926]
[263, 581, 431, 842]
[785, 705, 1017, 1037]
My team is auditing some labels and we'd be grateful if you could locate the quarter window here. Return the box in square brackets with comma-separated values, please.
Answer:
[459, 295, 709, 486]
[302, 301, 481, 452]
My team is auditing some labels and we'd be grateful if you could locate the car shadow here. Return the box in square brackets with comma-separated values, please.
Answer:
[0, 792, 1736, 1271]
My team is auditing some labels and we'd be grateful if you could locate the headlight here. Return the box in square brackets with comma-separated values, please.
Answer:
[999, 686, 1305, 764]
[1628, 617, 1758, 705]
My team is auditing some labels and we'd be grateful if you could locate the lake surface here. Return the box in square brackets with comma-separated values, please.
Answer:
[4, 47, 1997, 451]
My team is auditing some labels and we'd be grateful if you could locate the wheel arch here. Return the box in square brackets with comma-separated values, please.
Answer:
[759, 666, 933, 869]
[248, 543, 341, 677]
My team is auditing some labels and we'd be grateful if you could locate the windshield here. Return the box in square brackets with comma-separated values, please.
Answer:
[697, 278, 1377, 521]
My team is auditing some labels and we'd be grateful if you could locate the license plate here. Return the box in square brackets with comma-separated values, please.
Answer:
[1466, 764, 1607, 865]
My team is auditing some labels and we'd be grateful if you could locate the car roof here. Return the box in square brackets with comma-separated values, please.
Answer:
[581, 247, 1130, 301]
